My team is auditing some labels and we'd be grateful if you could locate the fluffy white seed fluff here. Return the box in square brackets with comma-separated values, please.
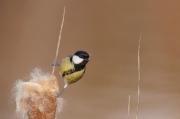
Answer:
[13, 68, 65, 118]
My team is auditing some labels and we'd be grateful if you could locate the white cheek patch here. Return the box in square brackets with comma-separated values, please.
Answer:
[72, 55, 83, 64]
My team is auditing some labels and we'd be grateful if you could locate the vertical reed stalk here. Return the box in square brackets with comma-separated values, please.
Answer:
[14, 7, 65, 119]
[136, 32, 142, 119]
[127, 95, 130, 119]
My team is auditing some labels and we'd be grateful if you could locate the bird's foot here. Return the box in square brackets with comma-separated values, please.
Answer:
[52, 61, 59, 66]
[56, 88, 65, 98]
[56, 93, 61, 98]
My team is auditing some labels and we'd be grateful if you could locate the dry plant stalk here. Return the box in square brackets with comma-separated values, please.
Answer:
[136, 32, 142, 119]
[127, 95, 130, 119]
[52, 7, 66, 75]
[14, 7, 66, 119]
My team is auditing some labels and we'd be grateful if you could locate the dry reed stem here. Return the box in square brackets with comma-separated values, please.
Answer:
[26, 7, 66, 118]
[127, 95, 130, 119]
[136, 32, 142, 119]
[14, 7, 66, 119]
[52, 7, 66, 75]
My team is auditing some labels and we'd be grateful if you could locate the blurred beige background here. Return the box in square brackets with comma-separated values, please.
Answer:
[0, 0, 180, 119]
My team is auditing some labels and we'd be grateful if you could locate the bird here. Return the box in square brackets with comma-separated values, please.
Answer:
[52, 50, 89, 97]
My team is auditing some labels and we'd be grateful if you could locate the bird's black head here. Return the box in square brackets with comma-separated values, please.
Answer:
[74, 51, 89, 60]
[72, 51, 89, 70]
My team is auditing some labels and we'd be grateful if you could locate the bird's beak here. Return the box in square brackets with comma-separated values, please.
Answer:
[85, 58, 90, 61]
[52, 61, 59, 66]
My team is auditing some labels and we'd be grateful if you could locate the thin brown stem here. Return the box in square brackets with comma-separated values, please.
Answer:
[127, 95, 130, 119]
[52, 7, 66, 74]
[136, 32, 142, 119]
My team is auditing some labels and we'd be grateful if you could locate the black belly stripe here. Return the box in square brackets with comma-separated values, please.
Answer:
[62, 68, 85, 77]
[62, 69, 75, 77]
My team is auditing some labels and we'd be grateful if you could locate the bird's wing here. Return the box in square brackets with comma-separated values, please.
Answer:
[59, 56, 74, 76]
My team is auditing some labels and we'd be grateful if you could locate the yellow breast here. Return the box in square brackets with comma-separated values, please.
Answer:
[63, 69, 85, 85]
[59, 56, 85, 85]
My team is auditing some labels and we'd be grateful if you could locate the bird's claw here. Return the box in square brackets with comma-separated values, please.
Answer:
[52, 61, 59, 66]
[56, 93, 61, 98]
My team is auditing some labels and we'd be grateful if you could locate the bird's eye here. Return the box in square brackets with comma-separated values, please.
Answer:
[79, 55, 83, 58]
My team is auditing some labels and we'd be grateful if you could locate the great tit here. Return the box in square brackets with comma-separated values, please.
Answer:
[52, 50, 89, 97]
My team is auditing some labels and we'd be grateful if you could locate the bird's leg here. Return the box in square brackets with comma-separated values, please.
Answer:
[57, 88, 65, 98]
[52, 61, 59, 66]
